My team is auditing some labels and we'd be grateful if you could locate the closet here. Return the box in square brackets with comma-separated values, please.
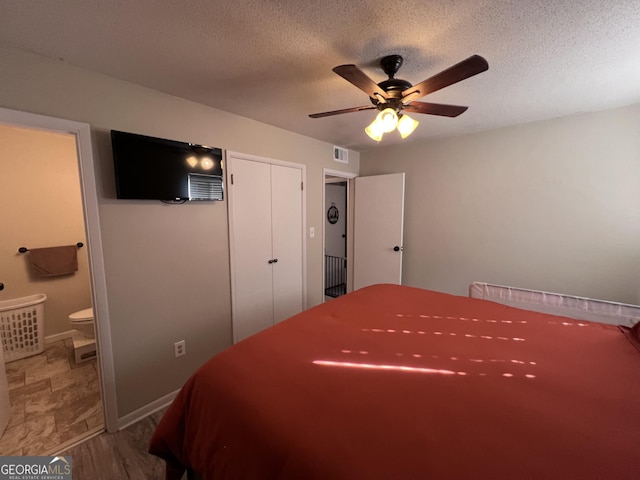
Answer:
[227, 153, 305, 342]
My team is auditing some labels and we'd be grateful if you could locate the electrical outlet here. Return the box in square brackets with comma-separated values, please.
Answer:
[174, 340, 186, 358]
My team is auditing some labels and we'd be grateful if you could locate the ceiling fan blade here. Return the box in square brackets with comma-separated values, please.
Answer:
[403, 102, 468, 117]
[309, 105, 377, 118]
[333, 65, 389, 100]
[401, 55, 489, 100]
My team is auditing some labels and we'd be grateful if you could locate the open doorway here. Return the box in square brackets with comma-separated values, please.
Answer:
[323, 170, 356, 302]
[0, 123, 104, 455]
[324, 179, 347, 298]
[0, 106, 117, 451]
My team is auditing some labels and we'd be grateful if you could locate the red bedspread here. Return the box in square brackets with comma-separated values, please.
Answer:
[149, 284, 640, 479]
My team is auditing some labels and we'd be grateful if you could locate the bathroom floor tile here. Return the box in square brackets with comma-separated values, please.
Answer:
[45, 340, 70, 363]
[5, 354, 48, 377]
[0, 414, 56, 455]
[54, 392, 102, 426]
[25, 377, 100, 419]
[10, 378, 51, 406]
[50, 362, 97, 392]
[1, 341, 104, 455]
[25, 358, 70, 385]
[6, 402, 25, 430]
[24, 419, 88, 456]
[2, 446, 23, 456]
[85, 409, 104, 430]
[6, 370, 25, 391]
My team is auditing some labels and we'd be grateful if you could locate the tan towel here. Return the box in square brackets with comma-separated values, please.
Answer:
[29, 245, 78, 277]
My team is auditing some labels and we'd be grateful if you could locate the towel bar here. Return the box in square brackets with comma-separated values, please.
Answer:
[18, 242, 84, 254]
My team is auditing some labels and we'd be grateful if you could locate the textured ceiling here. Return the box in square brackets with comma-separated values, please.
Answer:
[1, 1, 640, 151]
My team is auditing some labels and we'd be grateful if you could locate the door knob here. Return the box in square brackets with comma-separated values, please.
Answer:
[393, 246, 402, 252]
[0, 282, 4, 291]
[268, 259, 279, 264]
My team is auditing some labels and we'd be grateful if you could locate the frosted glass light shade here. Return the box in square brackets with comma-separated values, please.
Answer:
[365, 119, 384, 141]
[376, 108, 398, 133]
[397, 114, 419, 138]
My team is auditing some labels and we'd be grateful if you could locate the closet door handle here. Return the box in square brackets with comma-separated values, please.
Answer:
[268, 259, 279, 264]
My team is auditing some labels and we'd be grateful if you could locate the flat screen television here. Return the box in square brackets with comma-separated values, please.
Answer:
[111, 130, 224, 201]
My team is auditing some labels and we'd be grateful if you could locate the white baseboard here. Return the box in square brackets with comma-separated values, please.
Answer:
[45, 330, 77, 344]
[45, 330, 179, 432]
[117, 389, 180, 431]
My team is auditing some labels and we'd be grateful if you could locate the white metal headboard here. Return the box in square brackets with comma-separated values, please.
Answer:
[469, 282, 639, 327]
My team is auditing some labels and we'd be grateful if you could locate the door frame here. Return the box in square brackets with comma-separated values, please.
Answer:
[226, 151, 307, 343]
[323, 169, 357, 301]
[0, 107, 118, 432]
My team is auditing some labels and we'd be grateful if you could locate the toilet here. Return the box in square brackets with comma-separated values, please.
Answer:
[68, 307, 95, 338]
[68, 308, 97, 363]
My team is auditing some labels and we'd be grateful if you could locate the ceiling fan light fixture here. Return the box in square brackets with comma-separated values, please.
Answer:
[376, 108, 398, 133]
[397, 114, 419, 138]
[309, 54, 489, 143]
[365, 119, 384, 141]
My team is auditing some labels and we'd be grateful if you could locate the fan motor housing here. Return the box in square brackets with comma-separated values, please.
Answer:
[380, 54, 403, 78]
[372, 54, 413, 105]
[377, 78, 412, 96]
[371, 79, 412, 108]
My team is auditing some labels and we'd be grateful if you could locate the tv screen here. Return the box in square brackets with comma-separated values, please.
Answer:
[111, 130, 224, 201]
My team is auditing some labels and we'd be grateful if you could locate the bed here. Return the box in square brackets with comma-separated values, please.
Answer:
[149, 284, 640, 479]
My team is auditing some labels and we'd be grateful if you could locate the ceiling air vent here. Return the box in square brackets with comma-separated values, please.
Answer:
[333, 146, 348, 164]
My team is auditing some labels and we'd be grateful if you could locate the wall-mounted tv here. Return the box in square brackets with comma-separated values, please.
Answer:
[111, 130, 224, 201]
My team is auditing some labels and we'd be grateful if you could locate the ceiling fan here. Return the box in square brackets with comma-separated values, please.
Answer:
[309, 54, 489, 140]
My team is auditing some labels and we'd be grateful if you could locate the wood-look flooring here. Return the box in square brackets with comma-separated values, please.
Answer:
[59, 408, 171, 479]
[2, 342, 174, 478]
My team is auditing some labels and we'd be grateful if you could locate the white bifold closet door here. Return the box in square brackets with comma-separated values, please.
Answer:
[270, 165, 304, 323]
[229, 156, 303, 343]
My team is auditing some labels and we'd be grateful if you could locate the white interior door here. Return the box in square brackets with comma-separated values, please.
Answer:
[271, 164, 303, 323]
[353, 173, 405, 289]
[229, 158, 274, 341]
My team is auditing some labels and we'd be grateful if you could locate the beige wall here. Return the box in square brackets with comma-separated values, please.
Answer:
[0, 44, 359, 418]
[360, 104, 640, 304]
[0, 124, 92, 337]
